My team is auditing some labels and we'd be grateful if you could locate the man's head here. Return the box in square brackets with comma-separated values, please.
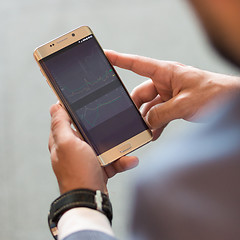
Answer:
[189, 0, 240, 67]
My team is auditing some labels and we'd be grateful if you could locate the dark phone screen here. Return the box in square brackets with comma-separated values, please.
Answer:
[40, 34, 148, 154]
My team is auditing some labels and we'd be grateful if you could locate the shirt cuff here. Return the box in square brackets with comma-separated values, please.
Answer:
[57, 207, 114, 240]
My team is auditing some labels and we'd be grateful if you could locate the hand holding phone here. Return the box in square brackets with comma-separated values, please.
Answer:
[34, 26, 152, 166]
[49, 103, 139, 194]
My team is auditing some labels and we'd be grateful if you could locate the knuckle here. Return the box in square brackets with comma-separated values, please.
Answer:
[51, 115, 61, 132]
[173, 93, 192, 118]
[147, 105, 162, 129]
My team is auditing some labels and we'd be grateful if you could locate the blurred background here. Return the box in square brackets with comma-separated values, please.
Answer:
[1, 0, 239, 239]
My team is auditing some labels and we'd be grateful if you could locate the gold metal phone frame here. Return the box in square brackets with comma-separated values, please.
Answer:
[34, 26, 152, 166]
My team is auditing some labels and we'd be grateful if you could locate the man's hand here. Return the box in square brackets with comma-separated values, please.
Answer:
[48, 104, 139, 194]
[105, 50, 240, 140]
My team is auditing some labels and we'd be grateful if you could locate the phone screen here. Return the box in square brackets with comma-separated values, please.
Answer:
[40, 34, 148, 155]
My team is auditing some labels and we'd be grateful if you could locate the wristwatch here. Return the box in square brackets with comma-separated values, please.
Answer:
[48, 189, 113, 239]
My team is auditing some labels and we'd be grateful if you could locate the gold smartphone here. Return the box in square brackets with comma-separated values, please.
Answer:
[34, 26, 152, 166]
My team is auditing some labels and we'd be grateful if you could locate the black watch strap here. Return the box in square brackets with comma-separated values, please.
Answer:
[48, 189, 113, 240]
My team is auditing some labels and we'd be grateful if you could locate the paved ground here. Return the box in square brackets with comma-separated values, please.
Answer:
[1, 1, 238, 239]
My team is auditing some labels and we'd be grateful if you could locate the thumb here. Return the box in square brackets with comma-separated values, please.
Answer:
[146, 96, 183, 129]
[50, 104, 74, 144]
[50, 103, 61, 117]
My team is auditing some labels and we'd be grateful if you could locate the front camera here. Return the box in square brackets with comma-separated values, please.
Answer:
[72, 33, 75, 37]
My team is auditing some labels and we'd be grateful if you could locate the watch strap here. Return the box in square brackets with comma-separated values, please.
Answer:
[48, 189, 113, 239]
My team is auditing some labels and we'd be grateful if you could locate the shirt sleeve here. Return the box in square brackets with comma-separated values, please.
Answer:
[57, 207, 115, 240]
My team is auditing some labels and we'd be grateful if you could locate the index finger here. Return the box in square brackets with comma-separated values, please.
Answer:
[105, 50, 172, 80]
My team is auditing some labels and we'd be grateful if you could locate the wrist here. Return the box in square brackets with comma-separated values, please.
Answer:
[230, 76, 240, 91]
[59, 183, 105, 195]
[219, 75, 240, 93]
[48, 189, 113, 239]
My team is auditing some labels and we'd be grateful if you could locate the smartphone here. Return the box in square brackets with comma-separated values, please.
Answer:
[34, 26, 152, 166]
